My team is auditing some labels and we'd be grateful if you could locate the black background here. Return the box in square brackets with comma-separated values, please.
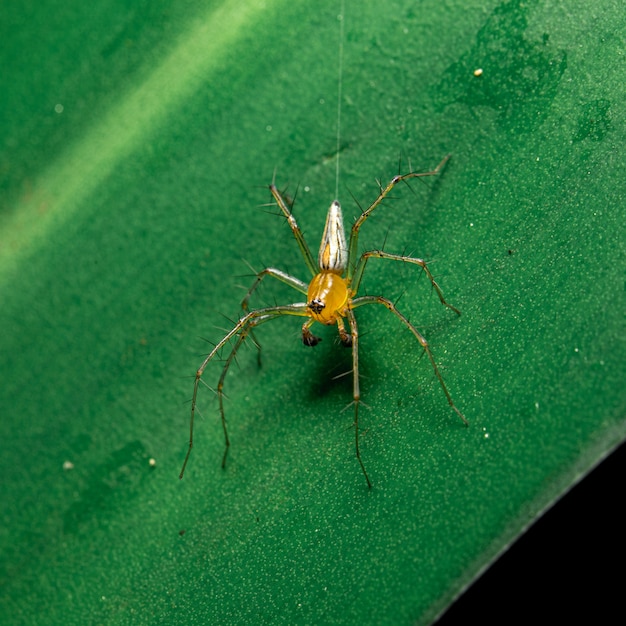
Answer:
[437, 440, 625, 623]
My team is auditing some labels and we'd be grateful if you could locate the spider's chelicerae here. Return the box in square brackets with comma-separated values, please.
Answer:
[180, 154, 467, 488]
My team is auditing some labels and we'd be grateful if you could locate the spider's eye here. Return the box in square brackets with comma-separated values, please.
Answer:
[308, 299, 325, 314]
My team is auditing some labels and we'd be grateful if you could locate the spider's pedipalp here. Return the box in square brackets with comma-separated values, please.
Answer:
[302, 319, 322, 346]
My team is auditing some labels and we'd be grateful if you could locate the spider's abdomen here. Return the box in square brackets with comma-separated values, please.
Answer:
[318, 200, 348, 272]
[307, 271, 350, 325]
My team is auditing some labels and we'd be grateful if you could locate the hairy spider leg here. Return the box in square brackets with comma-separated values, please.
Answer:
[240, 266, 308, 364]
[215, 331, 246, 466]
[269, 183, 318, 277]
[242, 268, 308, 312]
[351, 295, 468, 426]
[345, 308, 372, 488]
[346, 154, 451, 281]
[351, 250, 461, 316]
[239, 184, 317, 359]
[179, 303, 310, 479]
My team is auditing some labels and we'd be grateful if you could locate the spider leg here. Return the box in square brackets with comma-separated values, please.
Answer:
[351, 295, 467, 425]
[241, 267, 308, 312]
[215, 331, 246, 469]
[269, 184, 318, 277]
[351, 250, 461, 315]
[346, 308, 372, 489]
[346, 154, 450, 281]
[241, 267, 308, 364]
[179, 303, 309, 479]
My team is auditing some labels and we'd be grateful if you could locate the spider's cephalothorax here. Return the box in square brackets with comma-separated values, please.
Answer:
[180, 155, 467, 488]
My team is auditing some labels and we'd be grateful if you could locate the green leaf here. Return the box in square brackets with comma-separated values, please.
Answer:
[1, 0, 624, 624]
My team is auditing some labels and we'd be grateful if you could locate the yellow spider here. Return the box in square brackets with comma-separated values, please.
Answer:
[180, 154, 467, 488]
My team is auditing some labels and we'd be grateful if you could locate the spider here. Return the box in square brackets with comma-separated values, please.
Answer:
[179, 154, 467, 488]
